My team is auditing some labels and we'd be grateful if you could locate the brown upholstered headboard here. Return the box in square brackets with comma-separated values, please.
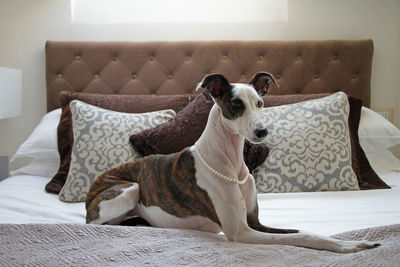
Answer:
[46, 40, 373, 111]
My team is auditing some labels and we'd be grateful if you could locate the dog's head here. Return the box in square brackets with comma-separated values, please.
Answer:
[198, 72, 278, 144]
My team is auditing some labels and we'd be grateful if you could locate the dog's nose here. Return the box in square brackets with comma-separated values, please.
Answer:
[255, 128, 268, 139]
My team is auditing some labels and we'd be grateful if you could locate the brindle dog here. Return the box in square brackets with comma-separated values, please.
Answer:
[86, 72, 379, 253]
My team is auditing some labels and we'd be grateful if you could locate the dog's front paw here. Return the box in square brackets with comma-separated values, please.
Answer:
[337, 240, 380, 253]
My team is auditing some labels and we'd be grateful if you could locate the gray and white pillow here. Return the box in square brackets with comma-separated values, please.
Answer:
[253, 92, 360, 193]
[59, 100, 176, 202]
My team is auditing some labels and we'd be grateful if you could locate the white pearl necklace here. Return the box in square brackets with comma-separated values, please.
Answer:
[193, 144, 249, 185]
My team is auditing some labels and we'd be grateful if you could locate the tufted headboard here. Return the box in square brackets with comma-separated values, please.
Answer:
[46, 40, 373, 111]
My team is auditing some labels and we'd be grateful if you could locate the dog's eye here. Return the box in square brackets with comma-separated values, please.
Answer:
[231, 99, 243, 109]
[256, 100, 264, 108]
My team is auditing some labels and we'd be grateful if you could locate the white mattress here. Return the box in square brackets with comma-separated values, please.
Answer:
[0, 171, 399, 236]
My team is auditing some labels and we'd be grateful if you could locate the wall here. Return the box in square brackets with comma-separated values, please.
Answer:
[0, 0, 399, 159]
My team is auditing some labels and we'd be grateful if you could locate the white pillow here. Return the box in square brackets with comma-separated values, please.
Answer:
[59, 100, 176, 202]
[364, 149, 400, 173]
[10, 109, 61, 177]
[358, 107, 400, 153]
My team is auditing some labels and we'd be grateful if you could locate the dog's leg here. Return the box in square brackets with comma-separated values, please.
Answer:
[223, 179, 379, 253]
[241, 175, 298, 234]
[247, 203, 298, 234]
[236, 226, 380, 253]
[224, 199, 379, 253]
[86, 180, 140, 225]
[86, 163, 141, 225]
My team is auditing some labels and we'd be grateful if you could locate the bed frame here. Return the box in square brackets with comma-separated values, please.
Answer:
[45, 40, 373, 111]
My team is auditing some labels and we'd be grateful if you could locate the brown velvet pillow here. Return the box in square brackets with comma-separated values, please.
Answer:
[346, 97, 390, 189]
[130, 92, 389, 190]
[45, 91, 192, 194]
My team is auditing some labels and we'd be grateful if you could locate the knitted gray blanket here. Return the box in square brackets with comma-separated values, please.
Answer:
[0, 223, 399, 266]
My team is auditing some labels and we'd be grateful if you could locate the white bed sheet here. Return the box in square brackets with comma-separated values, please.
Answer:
[258, 171, 400, 236]
[0, 171, 399, 236]
[0, 175, 85, 224]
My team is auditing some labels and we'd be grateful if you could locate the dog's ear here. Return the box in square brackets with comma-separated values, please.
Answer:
[198, 74, 232, 98]
[248, 72, 279, 96]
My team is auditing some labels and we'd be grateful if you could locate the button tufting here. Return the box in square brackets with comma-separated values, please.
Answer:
[333, 55, 339, 61]
[168, 75, 173, 80]
[276, 74, 281, 79]
[296, 55, 302, 60]
[259, 55, 264, 60]
[94, 74, 99, 78]
[352, 73, 359, 79]
[149, 56, 154, 61]
[113, 57, 118, 61]
[57, 73, 62, 77]
[132, 74, 137, 79]
[314, 73, 320, 79]
[76, 56, 81, 60]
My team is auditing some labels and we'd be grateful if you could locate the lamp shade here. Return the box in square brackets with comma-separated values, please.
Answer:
[0, 67, 22, 119]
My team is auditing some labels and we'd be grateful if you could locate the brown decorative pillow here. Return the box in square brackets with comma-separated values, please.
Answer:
[346, 97, 390, 190]
[130, 91, 213, 155]
[130, 91, 389, 190]
[45, 91, 192, 194]
[262, 94, 330, 107]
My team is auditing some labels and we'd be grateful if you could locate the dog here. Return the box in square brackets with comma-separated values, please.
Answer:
[86, 72, 380, 253]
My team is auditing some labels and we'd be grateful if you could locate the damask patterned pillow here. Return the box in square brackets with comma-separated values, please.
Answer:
[59, 100, 176, 202]
[46, 91, 191, 195]
[253, 92, 360, 193]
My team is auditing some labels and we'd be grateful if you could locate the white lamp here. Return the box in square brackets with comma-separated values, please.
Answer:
[0, 67, 22, 119]
[0, 66, 22, 180]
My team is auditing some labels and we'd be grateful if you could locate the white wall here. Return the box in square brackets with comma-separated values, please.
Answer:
[0, 0, 399, 159]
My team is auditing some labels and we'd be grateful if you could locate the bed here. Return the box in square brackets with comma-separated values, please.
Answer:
[1, 40, 400, 266]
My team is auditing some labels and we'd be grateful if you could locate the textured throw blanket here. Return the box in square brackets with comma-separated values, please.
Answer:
[0, 223, 399, 266]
